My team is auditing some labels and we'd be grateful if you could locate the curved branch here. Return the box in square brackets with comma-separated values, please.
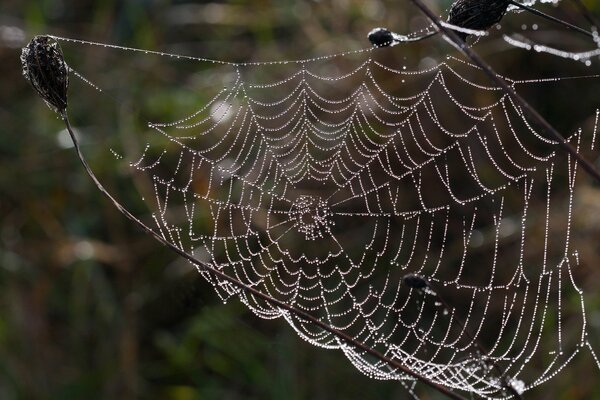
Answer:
[409, 0, 600, 186]
[61, 114, 467, 400]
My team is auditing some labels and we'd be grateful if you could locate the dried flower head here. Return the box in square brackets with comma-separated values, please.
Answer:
[21, 35, 68, 115]
[448, 0, 511, 40]
[368, 27, 395, 47]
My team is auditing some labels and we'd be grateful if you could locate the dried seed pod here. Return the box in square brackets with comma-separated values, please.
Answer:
[447, 0, 511, 40]
[402, 274, 428, 289]
[368, 27, 395, 47]
[21, 35, 68, 115]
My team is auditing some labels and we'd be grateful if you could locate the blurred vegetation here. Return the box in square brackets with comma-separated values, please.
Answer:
[1, 1, 600, 399]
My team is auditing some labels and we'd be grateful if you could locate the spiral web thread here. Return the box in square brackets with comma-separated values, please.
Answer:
[55, 31, 600, 398]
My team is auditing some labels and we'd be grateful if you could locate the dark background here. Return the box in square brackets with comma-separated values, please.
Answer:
[1, 1, 600, 399]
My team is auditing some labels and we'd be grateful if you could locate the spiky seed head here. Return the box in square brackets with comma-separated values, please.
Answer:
[21, 35, 68, 115]
[447, 0, 511, 40]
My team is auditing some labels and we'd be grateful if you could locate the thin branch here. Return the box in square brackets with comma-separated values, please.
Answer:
[409, 0, 600, 186]
[428, 285, 524, 399]
[371, 1, 595, 48]
[571, 0, 600, 30]
[509, 0, 594, 38]
[60, 114, 467, 400]
[403, 274, 523, 398]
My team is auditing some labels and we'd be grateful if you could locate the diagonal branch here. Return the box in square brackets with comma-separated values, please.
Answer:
[60, 114, 467, 400]
[22, 33, 468, 400]
[571, 0, 600, 30]
[409, 0, 600, 186]
[509, 0, 594, 38]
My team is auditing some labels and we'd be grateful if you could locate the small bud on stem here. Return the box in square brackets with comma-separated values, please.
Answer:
[403, 274, 428, 289]
[368, 28, 395, 47]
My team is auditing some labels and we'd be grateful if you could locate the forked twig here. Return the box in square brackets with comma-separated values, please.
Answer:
[22, 36, 467, 400]
[409, 0, 600, 186]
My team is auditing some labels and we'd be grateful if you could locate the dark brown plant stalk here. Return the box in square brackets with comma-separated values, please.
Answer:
[410, 0, 600, 186]
[508, 0, 593, 37]
[403, 274, 524, 399]
[369, 0, 593, 46]
[21, 36, 467, 400]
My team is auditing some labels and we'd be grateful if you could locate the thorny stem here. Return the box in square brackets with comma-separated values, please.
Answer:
[509, 0, 594, 37]
[60, 114, 467, 400]
[409, 0, 600, 187]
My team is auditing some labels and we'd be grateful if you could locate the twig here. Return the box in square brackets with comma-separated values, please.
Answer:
[371, 0, 595, 49]
[428, 284, 524, 399]
[22, 33, 466, 400]
[60, 114, 467, 400]
[409, 0, 600, 186]
[571, 0, 600, 30]
[509, 0, 594, 38]
[403, 274, 523, 398]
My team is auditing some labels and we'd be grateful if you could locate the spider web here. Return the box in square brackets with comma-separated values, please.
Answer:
[53, 29, 600, 398]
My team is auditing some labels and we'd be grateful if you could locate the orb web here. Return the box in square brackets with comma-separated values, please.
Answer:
[51, 29, 600, 399]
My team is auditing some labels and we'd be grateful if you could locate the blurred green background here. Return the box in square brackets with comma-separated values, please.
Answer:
[2, 1, 600, 399]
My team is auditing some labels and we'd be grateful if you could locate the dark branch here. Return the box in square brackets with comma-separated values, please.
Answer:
[369, 0, 594, 47]
[509, 0, 594, 38]
[22, 36, 468, 400]
[409, 0, 600, 186]
[571, 0, 600, 31]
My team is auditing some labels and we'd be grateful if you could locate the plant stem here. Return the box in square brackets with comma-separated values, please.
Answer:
[510, 0, 594, 37]
[571, 0, 600, 30]
[410, 0, 600, 186]
[429, 286, 523, 399]
[61, 114, 467, 400]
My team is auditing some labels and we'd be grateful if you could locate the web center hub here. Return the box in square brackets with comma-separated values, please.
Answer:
[290, 195, 333, 240]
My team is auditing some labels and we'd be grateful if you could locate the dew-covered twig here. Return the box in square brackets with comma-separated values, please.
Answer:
[402, 274, 525, 399]
[368, 0, 594, 47]
[21, 35, 467, 400]
[410, 0, 600, 186]
[509, 0, 594, 37]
